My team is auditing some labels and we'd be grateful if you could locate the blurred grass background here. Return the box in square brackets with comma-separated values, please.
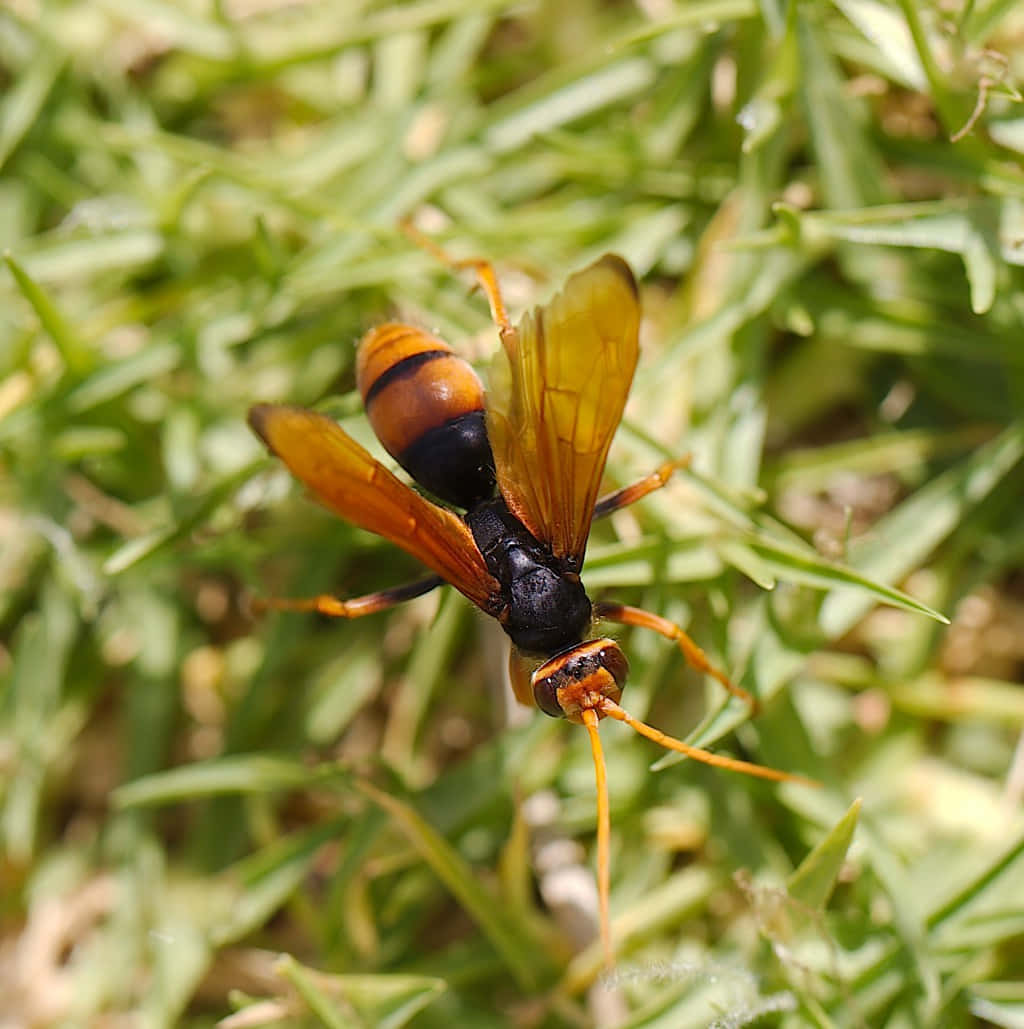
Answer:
[2, 1, 1024, 1026]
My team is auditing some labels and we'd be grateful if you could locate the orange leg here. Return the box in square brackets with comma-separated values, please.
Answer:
[593, 455, 692, 520]
[593, 601, 760, 716]
[399, 218, 514, 342]
[250, 575, 443, 619]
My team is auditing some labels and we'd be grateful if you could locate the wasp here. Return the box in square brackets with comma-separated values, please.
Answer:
[248, 232, 814, 967]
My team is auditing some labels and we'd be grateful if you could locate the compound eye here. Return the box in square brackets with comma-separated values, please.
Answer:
[532, 671, 565, 718]
[600, 643, 629, 690]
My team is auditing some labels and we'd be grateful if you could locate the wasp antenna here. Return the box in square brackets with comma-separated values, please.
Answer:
[595, 697, 820, 788]
[581, 707, 614, 971]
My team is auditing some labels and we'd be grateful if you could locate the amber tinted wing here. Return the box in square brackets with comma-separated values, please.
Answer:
[249, 405, 500, 611]
[486, 255, 640, 565]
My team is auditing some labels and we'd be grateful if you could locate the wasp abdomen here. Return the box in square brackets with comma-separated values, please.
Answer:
[356, 324, 496, 509]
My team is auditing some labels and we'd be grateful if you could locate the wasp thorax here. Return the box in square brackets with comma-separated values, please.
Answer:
[531, 638, 628, 722]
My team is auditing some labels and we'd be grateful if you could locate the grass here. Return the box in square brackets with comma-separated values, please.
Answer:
[2, 1, 1024, 1026]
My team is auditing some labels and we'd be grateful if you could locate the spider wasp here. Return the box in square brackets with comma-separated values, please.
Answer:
[248, 231, 814, 967]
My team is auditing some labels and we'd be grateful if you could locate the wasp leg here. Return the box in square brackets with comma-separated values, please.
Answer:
[593, 455, 692, 520]
[593, 601, 759, 715]
[250, 575, 444, 619]
[399, 218, 514, 341]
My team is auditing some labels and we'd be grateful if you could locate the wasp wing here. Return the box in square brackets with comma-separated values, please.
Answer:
[486, 255, 640, 566]
[249, 404, 500, 612]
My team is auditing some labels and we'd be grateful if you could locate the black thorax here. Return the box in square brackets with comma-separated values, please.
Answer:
[465, 498, 591, 654]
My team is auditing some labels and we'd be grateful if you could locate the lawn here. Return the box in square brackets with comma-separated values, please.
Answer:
[1, 1, 1023, 1026]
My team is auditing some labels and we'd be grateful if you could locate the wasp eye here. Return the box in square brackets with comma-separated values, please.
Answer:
[532, 665, 567, 718]
[600, 643, 629, 690]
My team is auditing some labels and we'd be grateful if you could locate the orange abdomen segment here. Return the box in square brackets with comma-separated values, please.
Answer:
[356, 324, 495, 509]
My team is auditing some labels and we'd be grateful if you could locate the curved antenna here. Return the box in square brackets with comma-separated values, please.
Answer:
[595, 696, 820, 787]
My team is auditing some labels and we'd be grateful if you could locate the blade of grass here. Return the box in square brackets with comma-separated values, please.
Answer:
[357, 780, 543, 991]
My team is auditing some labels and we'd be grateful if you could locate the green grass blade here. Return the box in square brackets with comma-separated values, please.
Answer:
[787, 798, 861, 910]
[358, 781, 543, 992]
